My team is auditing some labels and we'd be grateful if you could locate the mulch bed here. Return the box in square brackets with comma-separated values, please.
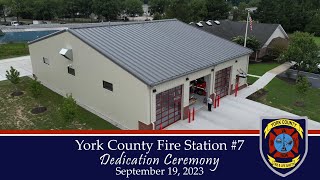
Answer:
[277, 76, 296, 85]
[294, 101, 305, 107]
[11, 91, 24, 97]
[247, 89, 268, 101]
[31, 107, 47, 114]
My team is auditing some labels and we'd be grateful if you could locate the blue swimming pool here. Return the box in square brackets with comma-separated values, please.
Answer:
[0, 30, 58, 43]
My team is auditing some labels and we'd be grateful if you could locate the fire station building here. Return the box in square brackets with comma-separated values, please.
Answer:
[29, 19, 252, 130]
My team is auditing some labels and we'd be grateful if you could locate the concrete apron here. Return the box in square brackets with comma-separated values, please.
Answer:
[165, 95, 320, 130]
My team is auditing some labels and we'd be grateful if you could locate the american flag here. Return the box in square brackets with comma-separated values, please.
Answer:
[249, 14, 253, 31]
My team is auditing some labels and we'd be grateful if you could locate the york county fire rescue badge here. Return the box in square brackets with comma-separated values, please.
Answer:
[260, 117, 308, 177]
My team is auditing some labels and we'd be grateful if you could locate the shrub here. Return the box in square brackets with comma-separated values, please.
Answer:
[60, 94, 78, 122]
[296, 75, 310, 101]
[5, 66, 21, 93]
[30, 76, 42, 106]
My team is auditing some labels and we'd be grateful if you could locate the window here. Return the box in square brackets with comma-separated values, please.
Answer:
[103, 81, 113, 91]
[67, 66, 75, 76]
[43, 57, 49, 65]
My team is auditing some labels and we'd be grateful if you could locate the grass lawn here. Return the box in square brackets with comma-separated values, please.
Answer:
[0, 77, 118, 130]
[314, 36, 320, 47]
[247, 62, 280, 84]
[253, 77, 320, 122]
[248, 62, 280, 76]
[0, 43, 30, 60]
[247, 76, 259, 85]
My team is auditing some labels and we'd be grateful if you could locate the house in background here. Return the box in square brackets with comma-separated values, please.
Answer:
[29, 19, 252, 130]
[192, 20, 289, 59]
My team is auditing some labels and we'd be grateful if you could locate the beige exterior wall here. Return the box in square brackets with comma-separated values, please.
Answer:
[150, 55, 249, 123]
[263, 26, 287, 48]
[29, 31, 150, 130]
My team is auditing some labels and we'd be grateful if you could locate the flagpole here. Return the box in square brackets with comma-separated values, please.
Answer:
[244, 11, 249, 47]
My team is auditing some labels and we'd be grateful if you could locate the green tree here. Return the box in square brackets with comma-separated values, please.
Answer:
[189, 0, 207, 22]
[30, 76, 42, 107]
[125, 0, 143, 17]
[32, 0, 58, 20]
[165, 0, 192, 22]
[92, 0, 122, 21]
[305, 10, 320, 36]
[63, 0, 80, 22]
[7, 0, 25, 22]
[5, 66, 20, 94]
[232, 36, 260, 60]
[256, 0, 315, 33]
[60, 94, 78, 122]
[149, 0, 168, 14]
[153, 12, 163, 20]
[0, 0, 7, 22]
[296, 75, 310, 105]
[77, 0, 93, 18]
[206, 0, 231, 20]
[279, 32, 319, 75]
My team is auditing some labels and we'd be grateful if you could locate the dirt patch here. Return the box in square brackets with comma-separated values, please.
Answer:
[11, 91, 24, 97]
[294, 101, 305, 107]
[31, 107, 47, 114]
[247, 89, 268, 101]
[14, 106, 34, 129]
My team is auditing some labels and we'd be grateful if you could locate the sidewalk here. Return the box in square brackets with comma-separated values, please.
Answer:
[238, 62, 293, 98]
[0, 56, 32, 81]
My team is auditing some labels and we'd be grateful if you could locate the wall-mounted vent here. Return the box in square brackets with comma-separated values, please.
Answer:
[59, 48, 73, 60]
[214, 20, 221, 25]
[206, 20, 212, 26]
[196, 22, 203, 27]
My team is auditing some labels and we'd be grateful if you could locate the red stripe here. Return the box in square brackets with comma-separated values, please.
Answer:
[0, 130, 318, 134]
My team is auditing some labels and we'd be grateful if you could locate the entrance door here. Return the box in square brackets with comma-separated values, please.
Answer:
[215, 67, 231, 98]
[155, 86, 182, 130]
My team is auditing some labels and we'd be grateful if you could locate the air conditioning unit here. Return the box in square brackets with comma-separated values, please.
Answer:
[59, 48, 73, 60]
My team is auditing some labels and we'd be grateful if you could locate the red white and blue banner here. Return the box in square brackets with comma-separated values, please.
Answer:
[0, 119, 318, 179]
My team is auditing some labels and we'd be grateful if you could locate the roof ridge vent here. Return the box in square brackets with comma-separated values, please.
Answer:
[214, 20, 220, 25]
[196, 21, 203, 27]
[206, 20, 212, 26]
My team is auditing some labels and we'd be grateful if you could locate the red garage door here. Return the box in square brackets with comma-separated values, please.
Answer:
[155, 86, 182, 130]
[215, 67, 231, 98]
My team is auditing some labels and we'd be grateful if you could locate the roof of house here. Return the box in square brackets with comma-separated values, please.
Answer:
[30, 19, 252, 87]
[192, 20, 288, 47]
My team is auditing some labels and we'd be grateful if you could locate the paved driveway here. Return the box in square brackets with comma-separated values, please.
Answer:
[166, 95, 320, 130]
[0, 56, 32, 81]
[278, 69, 320, 88]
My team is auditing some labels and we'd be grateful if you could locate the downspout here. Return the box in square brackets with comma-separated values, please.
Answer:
[149, 86, 155, 130]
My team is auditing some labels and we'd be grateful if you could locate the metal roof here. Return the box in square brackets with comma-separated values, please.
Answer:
[32, 19, 253, 86]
